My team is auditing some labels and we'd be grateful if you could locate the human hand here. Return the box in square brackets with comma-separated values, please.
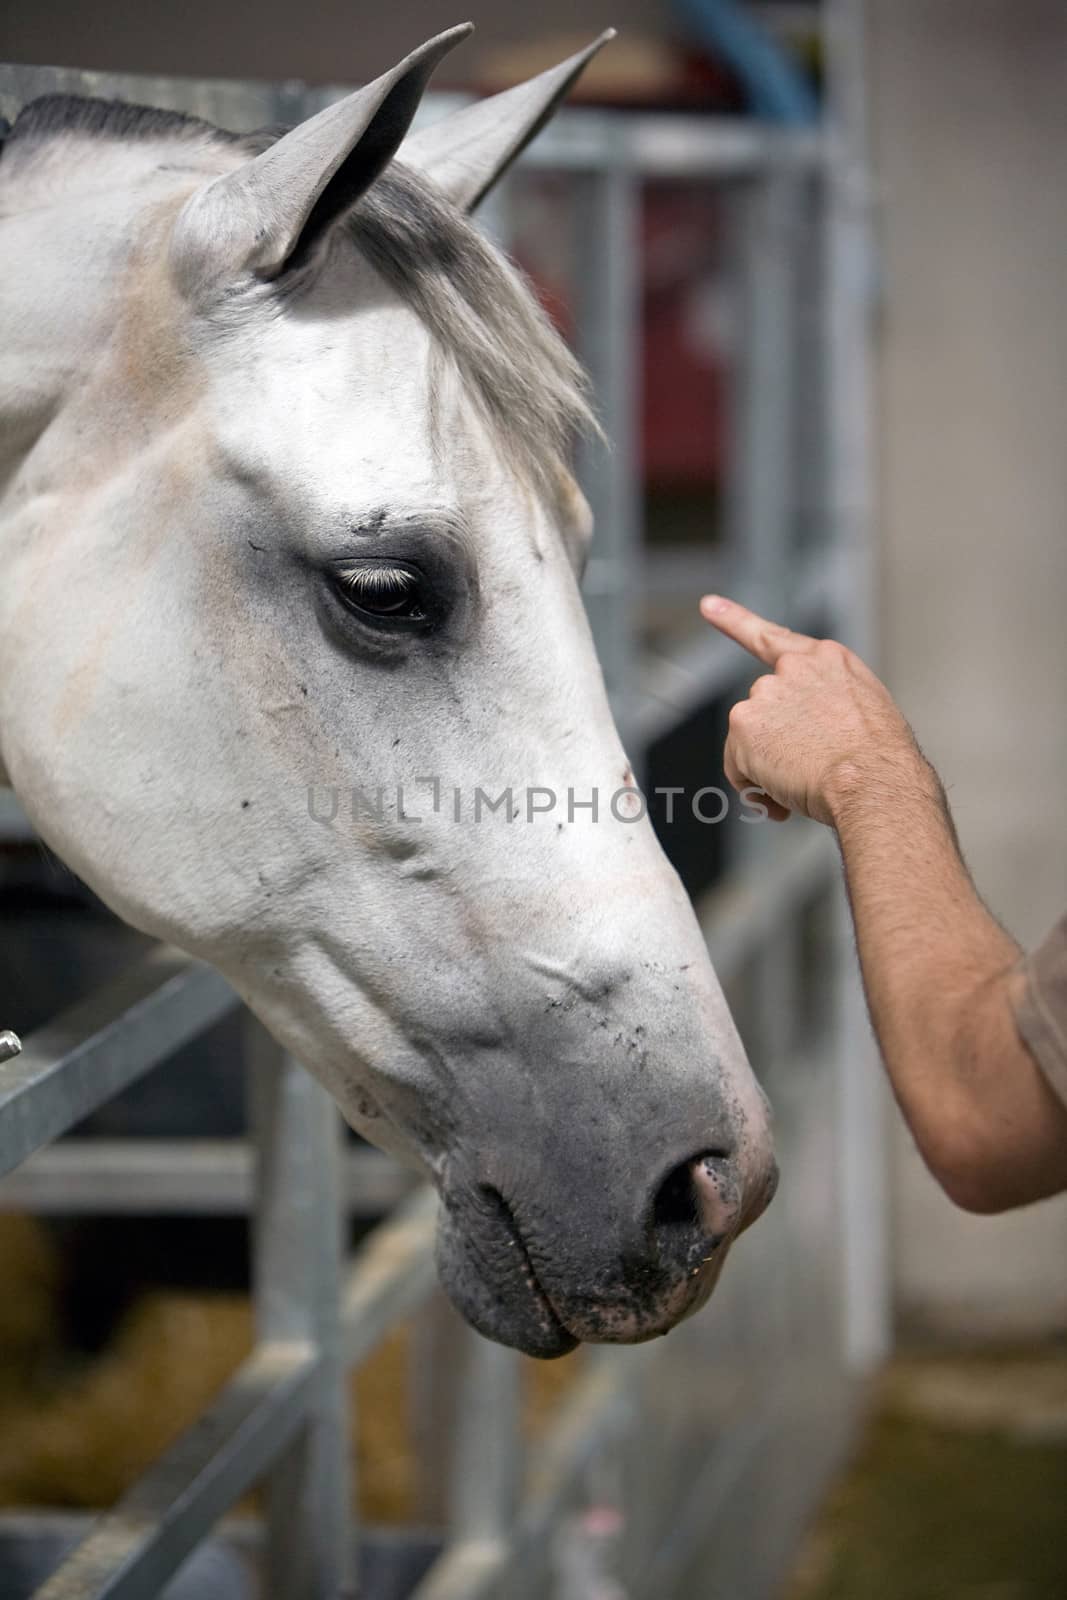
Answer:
[700, 596, 925, 825]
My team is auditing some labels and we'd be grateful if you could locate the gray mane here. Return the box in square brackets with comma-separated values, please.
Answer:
[7, 94, 599, 502]
[6, 93, 245, 150]
[348, 163, 599, 499]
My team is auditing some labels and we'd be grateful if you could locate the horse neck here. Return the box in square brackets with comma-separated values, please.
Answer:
[0, 141, 229, 787]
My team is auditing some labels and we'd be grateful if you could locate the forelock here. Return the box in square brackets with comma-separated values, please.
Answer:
[344, 162, 600, 503]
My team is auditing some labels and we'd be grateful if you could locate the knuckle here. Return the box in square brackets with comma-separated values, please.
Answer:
[815, 637, 847, 666]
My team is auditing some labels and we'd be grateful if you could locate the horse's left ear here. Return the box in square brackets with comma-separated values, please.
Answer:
[399, 30, 615, 213]
[171, 23, 471, 292]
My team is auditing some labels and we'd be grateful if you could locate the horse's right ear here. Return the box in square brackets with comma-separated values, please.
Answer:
[170, 24, 471, 296]
[399, 32, 614, 213]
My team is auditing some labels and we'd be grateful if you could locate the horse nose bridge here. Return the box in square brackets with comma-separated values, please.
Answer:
[499, 950, 753, 1150]
[514, 914, 722, 1034]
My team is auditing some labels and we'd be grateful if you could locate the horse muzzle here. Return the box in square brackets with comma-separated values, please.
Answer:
[433, 1141, 777, 1358]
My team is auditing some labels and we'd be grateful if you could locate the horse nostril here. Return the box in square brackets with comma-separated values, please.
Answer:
[476, 1182, 512, 1224]
[651, 1150, 736, 1239]
[651, 1161, 699, 1232]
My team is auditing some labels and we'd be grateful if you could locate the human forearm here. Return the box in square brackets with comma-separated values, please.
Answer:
[827, 755, 1041, 1209]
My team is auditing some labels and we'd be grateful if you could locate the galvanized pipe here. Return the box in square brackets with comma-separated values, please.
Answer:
[246, 1023, 352, 1599]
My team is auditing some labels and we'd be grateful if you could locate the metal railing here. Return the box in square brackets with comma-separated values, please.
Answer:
[0, 7, 880, 1592]
[0, 839, 846, 1600]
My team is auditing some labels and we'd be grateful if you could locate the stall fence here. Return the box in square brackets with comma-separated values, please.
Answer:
[0, 8, 881, 1594]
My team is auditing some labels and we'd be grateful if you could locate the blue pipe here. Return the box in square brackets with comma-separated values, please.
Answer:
[673, 0, 819, 125]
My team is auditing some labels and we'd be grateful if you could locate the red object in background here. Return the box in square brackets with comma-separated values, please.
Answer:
[641, 185, 728, 488]
[674, 46, 745, 114]
[516, 182, 730, 492]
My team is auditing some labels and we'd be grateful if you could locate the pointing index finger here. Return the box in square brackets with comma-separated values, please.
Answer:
[699, 595, 815, 666]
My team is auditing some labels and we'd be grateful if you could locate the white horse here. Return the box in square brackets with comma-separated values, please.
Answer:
[0, 27, 776, 1357]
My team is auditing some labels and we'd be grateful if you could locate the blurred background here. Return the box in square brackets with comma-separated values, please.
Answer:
[1, 2, 1066, 1597]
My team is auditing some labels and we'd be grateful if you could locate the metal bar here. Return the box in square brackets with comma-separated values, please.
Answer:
[505, 110, 823, 179]
[633, 1372, 861, 1600]
[514, 1355, 633, 1548]
[635, 1409, 776, 1600]
[307, 86, 826, 177]
[573, 159, 642, 724]
[748, 922, 799, 1358]
[341, 1186, 439, 1365]
[30, 1342, 317, 1600]
[822, 10, 877, 658]
[0, 1139, 414, 1216]
[791, 173, 828, 557]
[447, 1335, 521, 1545]
[822, 0, 890, 1373]
[0, 1512, 441, 1597]
[413, 1354, 635, 1600]
[721, 163, 808, 1199]
[408, 1540, 505, 1600]
[698, 825, 837, 984]
[750, 924, 798, 1075]
[247, 1027, 351, 1600]
[726, 172, 803, 618]
[408, 1293, 467, 1528]
[621, 119, 824, 179]
[0, 949, 236, 1179]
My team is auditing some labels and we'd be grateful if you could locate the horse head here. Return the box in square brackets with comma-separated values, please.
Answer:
[0, 27, 776, 1356]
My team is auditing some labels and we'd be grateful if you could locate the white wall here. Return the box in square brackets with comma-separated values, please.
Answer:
[870, 0, 1067, 1340]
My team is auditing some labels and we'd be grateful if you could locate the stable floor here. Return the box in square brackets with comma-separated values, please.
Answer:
[784, 1346, 1067, 1600]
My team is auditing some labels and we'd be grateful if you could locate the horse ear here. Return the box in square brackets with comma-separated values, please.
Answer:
[171, 23, 472, 291]
[398, 31, 615, 213]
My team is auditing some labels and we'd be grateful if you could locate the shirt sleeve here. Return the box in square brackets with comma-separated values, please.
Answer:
[1013, 912, 1067, 1111]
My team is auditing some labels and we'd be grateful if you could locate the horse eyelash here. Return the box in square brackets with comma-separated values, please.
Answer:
[339, 565, 417, 595]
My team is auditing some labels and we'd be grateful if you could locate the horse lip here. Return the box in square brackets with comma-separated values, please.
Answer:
[435, 1180, 728, 1355]
[481, 1184, 574, 1337]
[436, 1181, 579, 1358]
[506, 1244, 576, 1353]
[474, 1183, 726, 1343]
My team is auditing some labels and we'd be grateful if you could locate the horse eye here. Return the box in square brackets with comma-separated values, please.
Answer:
[334, 562, 428, 623]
